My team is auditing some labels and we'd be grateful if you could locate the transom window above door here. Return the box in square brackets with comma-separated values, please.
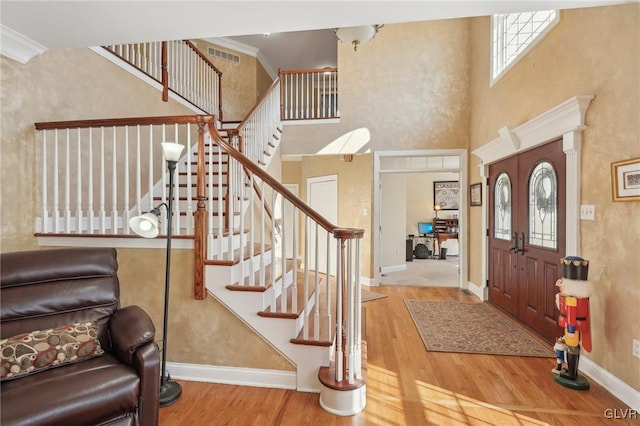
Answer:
[491, 10, 559, 83]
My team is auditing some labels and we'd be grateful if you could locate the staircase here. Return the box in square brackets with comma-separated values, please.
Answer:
[33, 40, 365, 415]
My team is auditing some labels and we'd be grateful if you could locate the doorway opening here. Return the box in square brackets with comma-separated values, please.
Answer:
[373, 150, 468, 290]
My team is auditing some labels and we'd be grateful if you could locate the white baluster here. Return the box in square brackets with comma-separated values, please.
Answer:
[280, 192, 287, 312]
[123, 126, 130, 234]
[135, 125, 142, 219]
[302, 217, 309, 337]
[207, 134, 214, 258]
[314, 224, 320, 340]
[64, 129, 71, 233]
[271, 189, 277, 308]
[148, 125, 154, 212]
[161, 124, 167, 234]
[53, 130, 60, 232]
[172, 124, 180, 235]
[99, 127, 106, 233]
[227, 152, 233, 261]
[88, 129, 94, 233]
[187, 124, 193, 235]
[111, 126, 118, 234]
[347, 238, 355, 384]
[238, 167, 245, 286]
[325, 232, 331, 341]
[76, 128, 83, 233]
[41, 130, 49, 233]
[249, 173, 255, 286]
[217, 143, 224, 260]
[260, 179, 266, 288]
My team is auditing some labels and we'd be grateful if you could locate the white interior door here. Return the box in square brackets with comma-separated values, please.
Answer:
[307, 175, 337, 275]
[380, 174, 407, 271]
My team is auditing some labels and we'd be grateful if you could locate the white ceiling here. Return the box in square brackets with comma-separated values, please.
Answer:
[1, 1, 634, 70]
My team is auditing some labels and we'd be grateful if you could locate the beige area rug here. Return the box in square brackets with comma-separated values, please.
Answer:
[404, 300, 554, 357]
[382, 258, 459, 287]
[362, 288, 387, 302]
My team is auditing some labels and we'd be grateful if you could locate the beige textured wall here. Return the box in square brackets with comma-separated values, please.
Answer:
[193, 40, 258, 122]
[256, 62, 274, 99]
[1, 47, 293, 371]
[298, 154, 373, 278]
[281, 19, 471, 155]
[468, 4, 640, 390]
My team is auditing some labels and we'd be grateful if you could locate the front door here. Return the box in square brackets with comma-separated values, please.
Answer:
[488, 139, 565, 343]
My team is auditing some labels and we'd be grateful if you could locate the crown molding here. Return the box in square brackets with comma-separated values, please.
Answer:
[0, 25, 48, 64]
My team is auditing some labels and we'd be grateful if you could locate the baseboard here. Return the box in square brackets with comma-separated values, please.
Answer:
[360, 276, 376, 286]
[466, 280, 487, 301]
[381, 264, 406, 275]
[166, 362, 297, 390]
[579, 356, 640, 410]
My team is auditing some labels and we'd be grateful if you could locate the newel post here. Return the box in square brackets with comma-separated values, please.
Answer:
[193, 121, 207, 299]
[332, 228, 365, 383]
[161, 42, 169, 102]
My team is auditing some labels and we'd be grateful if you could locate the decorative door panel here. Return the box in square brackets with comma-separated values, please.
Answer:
[489, 139, 565, 344]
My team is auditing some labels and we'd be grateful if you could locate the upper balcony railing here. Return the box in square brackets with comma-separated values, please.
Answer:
[104, 40, 223, 119]
[279, 68, 338, 121]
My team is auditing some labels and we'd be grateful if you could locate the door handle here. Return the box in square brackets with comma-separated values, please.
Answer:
[517, 232, 525, 255]
[510, 232, 518, 253]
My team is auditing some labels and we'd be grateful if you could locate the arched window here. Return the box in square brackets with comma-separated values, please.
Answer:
[528, 161, 557, 249]
[494, 173, 512, 240]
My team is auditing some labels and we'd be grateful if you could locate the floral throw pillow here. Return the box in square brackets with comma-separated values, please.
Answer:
[1, 321, 104, 381]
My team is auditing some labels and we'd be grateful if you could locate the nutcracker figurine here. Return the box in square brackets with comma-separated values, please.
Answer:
[552, 256, 593, 390]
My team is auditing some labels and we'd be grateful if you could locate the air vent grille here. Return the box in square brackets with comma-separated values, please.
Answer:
[207, 47, 240, 63]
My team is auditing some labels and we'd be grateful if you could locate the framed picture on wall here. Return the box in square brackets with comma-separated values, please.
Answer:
[470, 183, 482, 206]
[611, 157, 640, 201]
[433, 181, 459, 210]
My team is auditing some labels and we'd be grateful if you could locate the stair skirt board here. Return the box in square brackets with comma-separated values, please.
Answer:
[206, 270, 332, 391]
[166, 361, 297, 390]
[319, 385, 367, 416]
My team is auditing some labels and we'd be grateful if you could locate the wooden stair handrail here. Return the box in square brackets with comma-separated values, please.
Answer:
[279, 67, 338, 76]
[237, 76, 281, 134]
[183, 40, 223, 78]
[35, 115, 216, 130]
[207, 121, 363, 239]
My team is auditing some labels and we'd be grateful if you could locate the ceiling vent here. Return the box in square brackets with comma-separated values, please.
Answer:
[207, 47, 240, 64]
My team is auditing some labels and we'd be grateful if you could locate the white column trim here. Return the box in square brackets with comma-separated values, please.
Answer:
[563, 130, 583, 255]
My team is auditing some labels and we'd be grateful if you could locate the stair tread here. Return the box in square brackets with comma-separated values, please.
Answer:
[258, 266, 324, 320]
[206, 242, 271, 266]
[289, 272, 336, 346]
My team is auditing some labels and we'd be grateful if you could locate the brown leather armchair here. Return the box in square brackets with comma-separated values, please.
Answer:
[1, 248, 160, 426]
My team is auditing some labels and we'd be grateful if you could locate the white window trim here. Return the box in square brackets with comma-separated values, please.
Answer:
[490, 10, 561, 86]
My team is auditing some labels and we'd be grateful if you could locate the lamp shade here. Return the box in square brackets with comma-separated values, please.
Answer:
[129, 212, 160, 238]
[335, 25, 380, 51]
[161, 142, 185, 162]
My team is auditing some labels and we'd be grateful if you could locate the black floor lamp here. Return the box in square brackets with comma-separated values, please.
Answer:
[129, 141, 184, 407]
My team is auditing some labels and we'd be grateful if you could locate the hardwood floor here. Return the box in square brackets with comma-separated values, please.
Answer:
[159, 286, 632, 425]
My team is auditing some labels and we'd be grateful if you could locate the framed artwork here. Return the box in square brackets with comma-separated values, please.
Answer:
[470, 183, 482, 206]
[611, 157, 640, 201]
[433, 181, 459, 210]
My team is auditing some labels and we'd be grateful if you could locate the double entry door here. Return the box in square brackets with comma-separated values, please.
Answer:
[488, 139, 565, 344]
